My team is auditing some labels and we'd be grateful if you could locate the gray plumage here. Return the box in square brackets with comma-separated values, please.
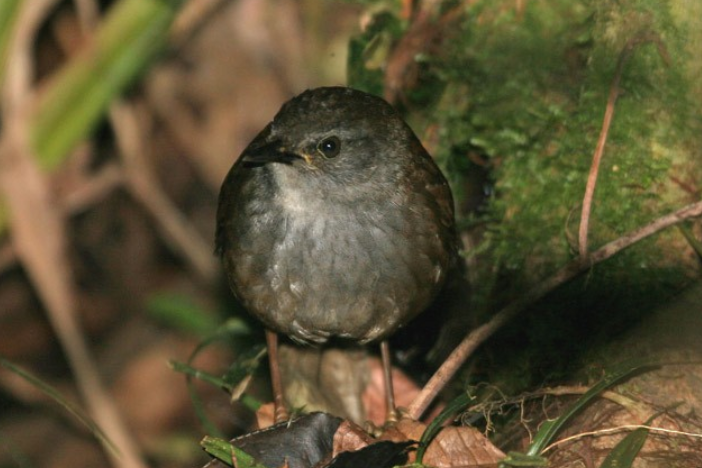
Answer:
[216, 87, 458, 345]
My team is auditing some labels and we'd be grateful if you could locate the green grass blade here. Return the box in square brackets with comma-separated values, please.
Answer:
[598, 413, 658, 468]
[416, 391, 475, 463]
[222, 345, 266, 402]
[201, 436, 235, 467]
[526, 359, 656, 457]
[598, 428, 649, 468]
[500, 451, 549, 467]
[201, 436, 268, 468]
[169, 360, 232, 390]
[30, 0, 185, 169]
[0, 0, 21, 86]
[0, 357, 116, 453]
[146, 293, 220, 337]
[171, 318, 256, 437]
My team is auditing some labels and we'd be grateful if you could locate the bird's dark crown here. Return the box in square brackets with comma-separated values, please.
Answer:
[272, 87, 398, 134]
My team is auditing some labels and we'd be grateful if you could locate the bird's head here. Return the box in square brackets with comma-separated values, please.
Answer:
[239, 87, 420, 184]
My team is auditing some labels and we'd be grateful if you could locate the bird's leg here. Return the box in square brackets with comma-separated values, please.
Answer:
[265, 329, 289, 423]
[380, 340, 398, 423]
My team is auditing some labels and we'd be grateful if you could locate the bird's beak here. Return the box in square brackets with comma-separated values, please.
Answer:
[241, 139, 303, 167]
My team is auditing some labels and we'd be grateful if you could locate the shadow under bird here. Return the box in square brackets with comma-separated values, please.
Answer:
[216, 86, 459, 422]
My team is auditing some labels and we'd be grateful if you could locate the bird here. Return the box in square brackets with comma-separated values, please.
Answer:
[215, 86, 459, 423]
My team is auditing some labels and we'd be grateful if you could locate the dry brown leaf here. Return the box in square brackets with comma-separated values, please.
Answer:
[332, 420, 374, 456]
[378, 418, 425, 463]
[424, 425, 505, 468]
[255, 402, 276, 429]
[380, 417, 425, 443]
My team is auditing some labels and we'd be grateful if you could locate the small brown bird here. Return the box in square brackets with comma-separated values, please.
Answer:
[216, 87, 459, 422]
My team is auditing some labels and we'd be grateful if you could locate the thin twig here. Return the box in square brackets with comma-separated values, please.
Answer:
[0, 1, 54, 112]
[537, 385, 653, 422]
[542, 423, 702, 454]
[170, 0, 233, 49]
[578, 31, 669, 258]
[110, 101, 219, 282]
[0, 163, 125, 274]
[72, 0, 219, 282]
[383, 0, 464, 103]
[60, 162, 125, 214]
[73, 0, 99, 31]
[409, 199, 702, 419]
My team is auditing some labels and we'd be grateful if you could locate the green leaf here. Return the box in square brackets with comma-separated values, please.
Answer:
[222, 345, 267, 402]
[201, 436, 235, 467]
[169, 343, 265, 399]
[0, 357, 115, 453]
[500, 451, 549, 467]
[169, 360, 232, 390]
[201, 436, 268, 468]
[416, 391, 475, 463]
[598, 413, 658, 468]
[598, 428, 649, 468]
[30, 0, 186, 169]
[501, 360, 655, 468]
[146, 293, 220, 336]
[171, 318, 257, 436]
[526, 359, 656, 457]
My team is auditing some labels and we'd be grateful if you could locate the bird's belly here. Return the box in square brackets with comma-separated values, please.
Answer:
[229, 210, 445, 344]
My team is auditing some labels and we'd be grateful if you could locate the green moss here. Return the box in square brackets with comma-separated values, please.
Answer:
[347, 9, 405, 97]
[429, 0, 699, 283]
[347, 0, 702, 387]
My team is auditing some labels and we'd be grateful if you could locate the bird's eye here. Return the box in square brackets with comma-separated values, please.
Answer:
[317, 136, 341, 159]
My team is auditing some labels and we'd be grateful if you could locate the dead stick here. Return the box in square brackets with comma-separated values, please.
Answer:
[578, 31, 669, 258]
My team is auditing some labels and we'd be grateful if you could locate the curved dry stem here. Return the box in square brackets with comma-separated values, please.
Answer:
[578, 30, 670, 258]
